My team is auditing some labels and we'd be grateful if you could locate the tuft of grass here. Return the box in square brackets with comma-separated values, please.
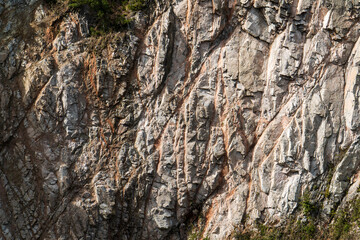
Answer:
[329, 198, 360, 239]
[332, 210, 351, 239]
[300, 192, 319, 217]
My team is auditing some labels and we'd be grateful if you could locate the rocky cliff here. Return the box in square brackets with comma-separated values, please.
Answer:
[1, 0, 360, 239]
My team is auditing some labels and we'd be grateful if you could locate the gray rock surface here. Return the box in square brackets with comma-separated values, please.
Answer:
[2, 0, 360, 239]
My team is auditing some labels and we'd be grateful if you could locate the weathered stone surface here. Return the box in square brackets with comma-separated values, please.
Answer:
[2, 0, 360, 239]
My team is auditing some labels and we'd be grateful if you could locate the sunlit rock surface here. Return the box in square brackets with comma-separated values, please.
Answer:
[2, 0, 360, 239]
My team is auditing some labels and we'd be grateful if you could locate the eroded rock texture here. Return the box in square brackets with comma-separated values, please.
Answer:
[2, 0, 360, 239]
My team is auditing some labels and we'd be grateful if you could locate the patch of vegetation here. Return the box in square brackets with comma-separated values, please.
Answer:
[322, 147, 350, 199]
[332, 209, 352, 239]
[126, 0, 146, 11]
[300, 191, 320, 217]
[323, 164, 335, 198]
[256, 223, 283, 240]
[233, 232, 252, 240]
[329, 198, 360, 239]
[231, 192, 360, 240]
[232, 219, 317, 240]
[298, 220, 317, 240]
[45, 0, 147, 36]
[187, 214, 208, 240]
[187, 228, 201, 240]
[187, 224, 208, 240]
[334, 145, 350, 163]
[352, 197, 360, 223]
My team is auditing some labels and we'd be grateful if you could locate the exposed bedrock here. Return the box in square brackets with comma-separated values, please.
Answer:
[2, 0, 360, 239]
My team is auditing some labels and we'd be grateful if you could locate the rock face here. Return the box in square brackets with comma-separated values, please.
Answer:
[2, 0, 360, 239]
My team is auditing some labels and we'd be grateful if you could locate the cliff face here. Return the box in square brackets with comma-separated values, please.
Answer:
[1, 0, 360, 239]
